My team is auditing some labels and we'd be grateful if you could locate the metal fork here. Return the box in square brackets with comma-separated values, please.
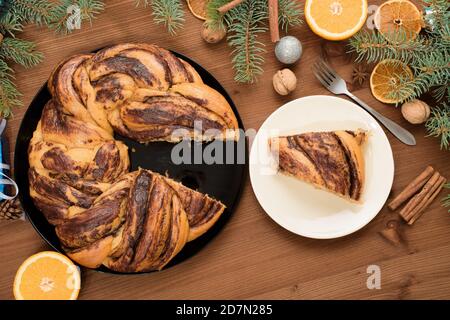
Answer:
[312, 59, 416, 146]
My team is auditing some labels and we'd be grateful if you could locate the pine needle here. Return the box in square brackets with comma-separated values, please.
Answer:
[432, 84, 450, 102]
[0, 37, 43, 68]
[348, 30, 431, 64]
[426, 103, 450, 150]
[226, 0, 268, 83]
[207, 0, 302, 83]
[0, 12, 24, 36]
[278, 0, 303, 32]
[0, 60, 22, 118]
[78, 0, 105, 24]
[12, 0, 54, 25]
[136, 0, 184, 35]
[48, 0, 105, 34]
[387, 51, 450, 104]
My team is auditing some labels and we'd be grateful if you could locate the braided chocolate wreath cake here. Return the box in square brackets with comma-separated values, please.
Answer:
[28, 43, 239, 272]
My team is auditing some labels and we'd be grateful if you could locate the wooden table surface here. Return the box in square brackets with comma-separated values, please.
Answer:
[1, 0, 449, 300]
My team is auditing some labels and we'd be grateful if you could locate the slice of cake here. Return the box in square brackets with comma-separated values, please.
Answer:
[269, 130, 367, 202]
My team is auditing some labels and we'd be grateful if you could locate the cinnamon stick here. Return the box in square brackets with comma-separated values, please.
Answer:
[400, 171, 441, 219]
[388, 165, 435, 210]
[218, 0, 245, 14]
[268, 0, 280, 42]
[406, 176, 446, 225]
[400, 172, 440, 218]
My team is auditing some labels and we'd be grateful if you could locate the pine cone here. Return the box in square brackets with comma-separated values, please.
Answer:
[0, 198, 23, 220]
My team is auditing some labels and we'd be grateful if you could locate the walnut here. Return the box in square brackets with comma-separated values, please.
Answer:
[272, 69, 297, 95]
[201, 22, 226, 44]
[401, 99, 431, 124]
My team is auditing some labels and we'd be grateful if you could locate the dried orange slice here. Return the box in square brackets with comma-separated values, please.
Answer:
[187, 0, 209, 20]
[370, 59, 413, 104]
[305, 0, 368, 41]
[374, 0, 423, 42]
[13, 251, 81, 300]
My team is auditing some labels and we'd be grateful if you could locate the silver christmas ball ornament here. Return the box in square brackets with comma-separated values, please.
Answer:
[423, 7, 436, 31]
[275, 36, 302, 65]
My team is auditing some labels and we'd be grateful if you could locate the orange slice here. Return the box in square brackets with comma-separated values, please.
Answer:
[305, 0, 368, 41]
[370, 59, 413, 104]
[13, 251, 81, 300]
[374, 0, 423, 42]
[187, 0, 209, 20]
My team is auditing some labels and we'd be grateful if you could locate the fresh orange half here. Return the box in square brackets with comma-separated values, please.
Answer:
[374, 0, 423, 42]
[13, 251, 81, 300]
[305, 0, 368, 41]
[187, 0, 209, 20]
[370, 59, 414, 104]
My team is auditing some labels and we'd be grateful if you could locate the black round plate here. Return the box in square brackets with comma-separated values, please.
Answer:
[14, 51, 247, 274]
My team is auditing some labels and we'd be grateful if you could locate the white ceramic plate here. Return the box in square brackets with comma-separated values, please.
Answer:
[249, 95, 394, 239]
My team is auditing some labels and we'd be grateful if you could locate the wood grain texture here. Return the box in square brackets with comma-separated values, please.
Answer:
[0, 0, 449, 300]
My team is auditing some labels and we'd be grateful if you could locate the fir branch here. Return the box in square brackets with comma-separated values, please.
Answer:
[348, 30, 431, 64]
[78, 0, 104, 24]
[136, 0, 184, 35]
[392, 51, 450, 103]
[0, 60, 12, 80]
[278, 0, 303, 32]
[0, 37, 43, 68]
[48, 1, 73, 33]
[11, 0, 54, 25]
[352, 32, 450, 104]
[426, 103, 450, 150]
[432, 84, 450, 102]
[412, 50, 450, 77]
[0, 60, 22, 118]
[226, 0, 268, 83]
[208, 0, 302, 82]
[0, 12, 24, 36]
[384, 75, 416, 105]
[389, 72, 443, 105]
[431, 22, 450, 50]
[49, 0, 104, 34]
